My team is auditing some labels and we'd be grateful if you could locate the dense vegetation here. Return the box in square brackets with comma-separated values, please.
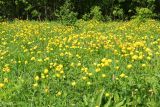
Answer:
[0, 19, 160, 106]
[0, 0, 160, 21]
[0, 0, 160, 106]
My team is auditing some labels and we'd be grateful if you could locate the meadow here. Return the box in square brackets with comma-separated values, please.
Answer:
[0, 19, 160, 107]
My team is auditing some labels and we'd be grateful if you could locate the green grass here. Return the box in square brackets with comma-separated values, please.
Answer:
[0, 19, 160, 107]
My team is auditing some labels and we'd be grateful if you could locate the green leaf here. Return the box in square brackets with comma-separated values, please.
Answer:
[83, 95, 88, 106]
[89, 97, 95, 107]
[115, 98, 126, 107]
[104, 96, 112, 107]
[114, 93, 120, 103]
[95, 88, 105, 107]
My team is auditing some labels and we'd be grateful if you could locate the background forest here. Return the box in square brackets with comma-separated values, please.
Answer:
[0, 0, 160, 22]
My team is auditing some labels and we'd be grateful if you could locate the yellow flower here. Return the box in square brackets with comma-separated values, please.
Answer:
[77, 62, 81, 66]
[31, 57, 36, 61]
[44, 87, 49, 93]
[46, 75, 49, 78]
[101, 58, 106, 62]
[132, 55, 138, 60]
[95, 68, 101, 72]
[120, 73, 126, 78]
[115, 66, 119, 70]
[104, 61, 109, 66]
[82, 76, 87, 80]
[87, 82, 91, 85]
[147, 56, 151, 60]
[70, 63, 74, 67]
[127, 64, 132, 69]
[44, 68, 49, 74]
[102, 74, 106, 78]
[33, 83, 38, 87]
[37, 59, 43, 62]
[44, 57, 50, 61]
[41, 74, 45, 79]
[71, 81, 76, 86]
[2, 66, 10, 72]
[138, 55, 143, 60]
[0, 83, 4, 88]
[55, 64, 63, 71]
[142, 64, 146, 67]
[108, 59, 112, 63]
[56, 91, 62, 96]
[105, 93, 110, 97]
[56, 73, 60, 78]
[4, 78, 9, 83]
[50, 63, 53, 66]
[60, 70, 64, 74]
[88, 73, 93, 76]
[35, 76, 39, 81]
[24, 61, 28, 64]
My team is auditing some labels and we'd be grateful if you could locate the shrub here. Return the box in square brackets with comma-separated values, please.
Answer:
[133, 8, 154, 22]
[113, 7, 124, 20]
[82, 13, 90, 21]
[137, 8, 153, 18]
[55, 0, 77, 25]
[90, 6, 103, 21]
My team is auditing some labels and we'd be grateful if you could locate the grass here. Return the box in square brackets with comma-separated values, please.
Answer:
[0, 19, 160, 107]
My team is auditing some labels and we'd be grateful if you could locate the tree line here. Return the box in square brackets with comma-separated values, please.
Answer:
[0, 0, 160, 21]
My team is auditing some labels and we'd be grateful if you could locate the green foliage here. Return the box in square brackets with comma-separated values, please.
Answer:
[0, 0, 159, 21]
[55, 0, 77, 25]
[95, 88, 105, 107]
[90, 6, 103, 21]
[82, 13, 90, 21]
[82, 6, 103, 21]
[136, 7, 153, 19]
[31, 10, 41, 18]
[113, 7, 124, 20]
[133, 8, 154, 24]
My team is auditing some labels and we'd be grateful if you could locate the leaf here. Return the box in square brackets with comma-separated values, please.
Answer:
[115, 98, 126, 107]
[95, 88, 105, 107]
[83, 95, 88, 106]
[104, 96, 112, 107]
[114, 93, 120, 103]
[89, 97, 95, 107]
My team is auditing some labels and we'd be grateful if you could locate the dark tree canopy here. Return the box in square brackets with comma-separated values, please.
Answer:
[0, 0, 160, 21]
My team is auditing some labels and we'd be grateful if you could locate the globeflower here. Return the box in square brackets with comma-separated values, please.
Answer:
[44, 68, 49, 74]
[56, 91, 62, 96]
[115, 66, 119, 70]
[96, 68, 101, 72]
[142, 64, 146, 67]
[35, 76, 40, 81]
[2, 66, 10, 72]
[127, 64, 132, 69]
[33, 83, 38, 87]
[120, 73, 126, 78]
[147, 56, 151, 60]
[71, 81, 76, 86]
[102, 74, 106, 78]
[0, 83, 4, 88]
[105, 93, 110, 97]
[132, 55, 138, 60]
[4, 78, 9, 83]
[31, 57, 36, 61]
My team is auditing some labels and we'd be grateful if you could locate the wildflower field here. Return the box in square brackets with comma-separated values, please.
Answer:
[0, 20, 160, 107]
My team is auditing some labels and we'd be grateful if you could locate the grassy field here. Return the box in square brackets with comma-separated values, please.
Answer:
[0, 19, 160, 107]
